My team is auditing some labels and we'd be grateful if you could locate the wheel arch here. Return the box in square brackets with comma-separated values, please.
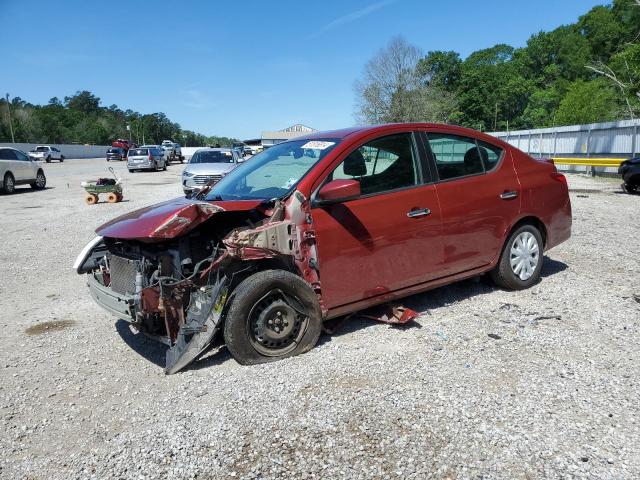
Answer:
[507, 215, 548, 248]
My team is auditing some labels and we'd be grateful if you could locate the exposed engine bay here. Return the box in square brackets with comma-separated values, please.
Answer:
[75, 194, 323, 374]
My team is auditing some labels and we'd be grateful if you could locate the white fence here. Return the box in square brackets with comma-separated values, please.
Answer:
[0, 143, 110, 159]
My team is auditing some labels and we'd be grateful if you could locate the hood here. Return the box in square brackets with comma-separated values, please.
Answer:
[183, 162, 237, 175]
[96, 197, 262, 241]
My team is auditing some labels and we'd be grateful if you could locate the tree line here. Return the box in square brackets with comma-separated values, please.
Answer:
[355, 0, 640, 131]
[0, 90, 239, 147]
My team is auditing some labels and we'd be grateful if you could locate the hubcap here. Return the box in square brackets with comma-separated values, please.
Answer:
[6, 177, 14, 189]
[510, 231, 539, 281]
[36, 173, 45, 188]
[248, 290, 308, 356]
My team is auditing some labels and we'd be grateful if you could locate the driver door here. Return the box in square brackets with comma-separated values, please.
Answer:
[311, 132, 444, 310]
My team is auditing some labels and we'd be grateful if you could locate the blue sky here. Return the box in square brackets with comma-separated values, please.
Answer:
[0, 0, 606, 139]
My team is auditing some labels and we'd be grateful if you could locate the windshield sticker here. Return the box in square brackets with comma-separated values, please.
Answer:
[301, 141, 335, 150]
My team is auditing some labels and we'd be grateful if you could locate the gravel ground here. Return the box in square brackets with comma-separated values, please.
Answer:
[1, 159, 639, 479]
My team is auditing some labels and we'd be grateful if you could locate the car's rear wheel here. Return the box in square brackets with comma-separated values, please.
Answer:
[2, 172, 15, 194]
[162, 161, 167, 171]
[30, 170, 46, 190]
[490, 224, 544, 290]
[60, 156, 64, 162]
[223, 270, 322, 365]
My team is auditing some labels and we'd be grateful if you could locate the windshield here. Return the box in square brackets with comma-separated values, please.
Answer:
[190, 150, 235, 164]
[129, 148, 148, 156]
[35, 147, 48, 152]
[205, 138, 338, 201]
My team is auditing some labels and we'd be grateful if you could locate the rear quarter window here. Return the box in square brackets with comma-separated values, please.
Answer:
[477, 140, 503, 171]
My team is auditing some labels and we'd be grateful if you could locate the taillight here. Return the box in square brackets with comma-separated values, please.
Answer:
[148, 155, 153, 161]
[551, 172, 567, 187]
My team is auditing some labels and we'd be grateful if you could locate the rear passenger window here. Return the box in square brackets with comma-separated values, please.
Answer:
[426, 133, 484, 180]
[476, 140, 503, 171]
[330, 133, 418, 196]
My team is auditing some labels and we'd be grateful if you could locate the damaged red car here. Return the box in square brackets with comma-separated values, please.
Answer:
[74, 123, 572, 373]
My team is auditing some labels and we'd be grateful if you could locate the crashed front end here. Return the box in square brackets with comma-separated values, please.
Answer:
[74, 195, 321, 374]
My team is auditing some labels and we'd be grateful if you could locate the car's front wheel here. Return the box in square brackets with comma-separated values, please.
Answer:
[45, 156, 51, 163]
[30, 170, 46, 190]
[2, 172, 15, 194]
[60, 156, 64, 162]
[491, 224, 544, 290]
[223, 270, 323, 365]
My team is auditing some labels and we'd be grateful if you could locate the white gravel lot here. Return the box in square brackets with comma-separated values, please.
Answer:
[0, 159, 639, 479]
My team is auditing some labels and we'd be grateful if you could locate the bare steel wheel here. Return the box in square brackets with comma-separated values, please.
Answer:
[509, 231, 539, 281]
[223, 270, 322, 365]
[248, 291, 309, 356]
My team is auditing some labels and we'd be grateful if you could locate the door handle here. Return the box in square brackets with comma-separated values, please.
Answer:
[407, 208, 431, 218]
[500, 191, 519, 200]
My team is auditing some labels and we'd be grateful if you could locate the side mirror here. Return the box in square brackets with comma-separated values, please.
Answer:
[317, 179, 361, 204]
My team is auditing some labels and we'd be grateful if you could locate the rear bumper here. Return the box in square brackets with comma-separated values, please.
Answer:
[128, 160, 155, 169]
[87, 273, 136, 322]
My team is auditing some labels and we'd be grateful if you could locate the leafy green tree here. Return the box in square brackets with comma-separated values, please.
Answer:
[555, 79, 619, 125]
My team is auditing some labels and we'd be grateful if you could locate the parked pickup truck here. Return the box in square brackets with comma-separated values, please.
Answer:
[29, 145, 64, 163]
[161, 140, 184, 163]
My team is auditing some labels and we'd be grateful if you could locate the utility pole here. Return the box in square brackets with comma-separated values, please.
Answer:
[5, 93, 15, 143]
[142, 120, 145, 145]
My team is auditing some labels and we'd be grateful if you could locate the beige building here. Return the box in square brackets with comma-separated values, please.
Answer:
[245, 124, 317, 148]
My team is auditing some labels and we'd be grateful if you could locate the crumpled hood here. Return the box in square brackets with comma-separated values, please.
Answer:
[96, 197, 262, 241]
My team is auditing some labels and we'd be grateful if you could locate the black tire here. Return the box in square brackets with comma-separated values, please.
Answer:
[128, 169, 134, 173]
[2, 172, 16, 194]
[163, 161, 167, 171]
[223, 270, 322, 365]
[106, 158, 110, 162]
[60, 156, 64, 162]
[30, 169, 46, 190]
[490, 224, 544, 290]
[45, 156, 51, 163]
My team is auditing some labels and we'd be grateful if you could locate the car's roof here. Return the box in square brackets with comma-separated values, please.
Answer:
[292, 123, 503, 144]
[195, 147, 232, 152]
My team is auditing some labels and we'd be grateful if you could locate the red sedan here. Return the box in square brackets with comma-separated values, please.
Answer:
[74, 123, 571, 373]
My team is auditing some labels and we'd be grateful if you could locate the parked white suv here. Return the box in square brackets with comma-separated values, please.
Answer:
[0, 147, 47, 194]
[29, 145, 65, 163]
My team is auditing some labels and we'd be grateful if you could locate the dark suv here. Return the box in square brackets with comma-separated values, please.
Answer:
[106, 147, 126, 162]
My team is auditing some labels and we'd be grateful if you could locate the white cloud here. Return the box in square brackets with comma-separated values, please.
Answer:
[309, 0, 397, 38]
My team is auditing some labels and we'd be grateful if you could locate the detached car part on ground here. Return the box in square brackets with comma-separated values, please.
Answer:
[618, 157, 640, 194]
[74, 123, 572, 374]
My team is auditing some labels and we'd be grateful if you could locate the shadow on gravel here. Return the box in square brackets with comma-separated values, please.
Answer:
[115, 319, 168, 367]
[1, 186, 54, 196]
[319, 256, 568, 343]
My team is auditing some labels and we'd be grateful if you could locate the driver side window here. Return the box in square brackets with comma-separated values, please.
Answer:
[330, 133, 418, 196]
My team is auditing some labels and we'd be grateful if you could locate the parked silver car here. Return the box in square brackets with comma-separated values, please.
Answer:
[127, 146, 167, 172]
[182, 148, 241, 194]
[0, 147, 47, 194]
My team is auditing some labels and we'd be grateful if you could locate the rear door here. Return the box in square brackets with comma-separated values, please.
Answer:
[421, 130, 521, 274]
[0, 149, 30, 181]
[311, 131, 444, 310]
